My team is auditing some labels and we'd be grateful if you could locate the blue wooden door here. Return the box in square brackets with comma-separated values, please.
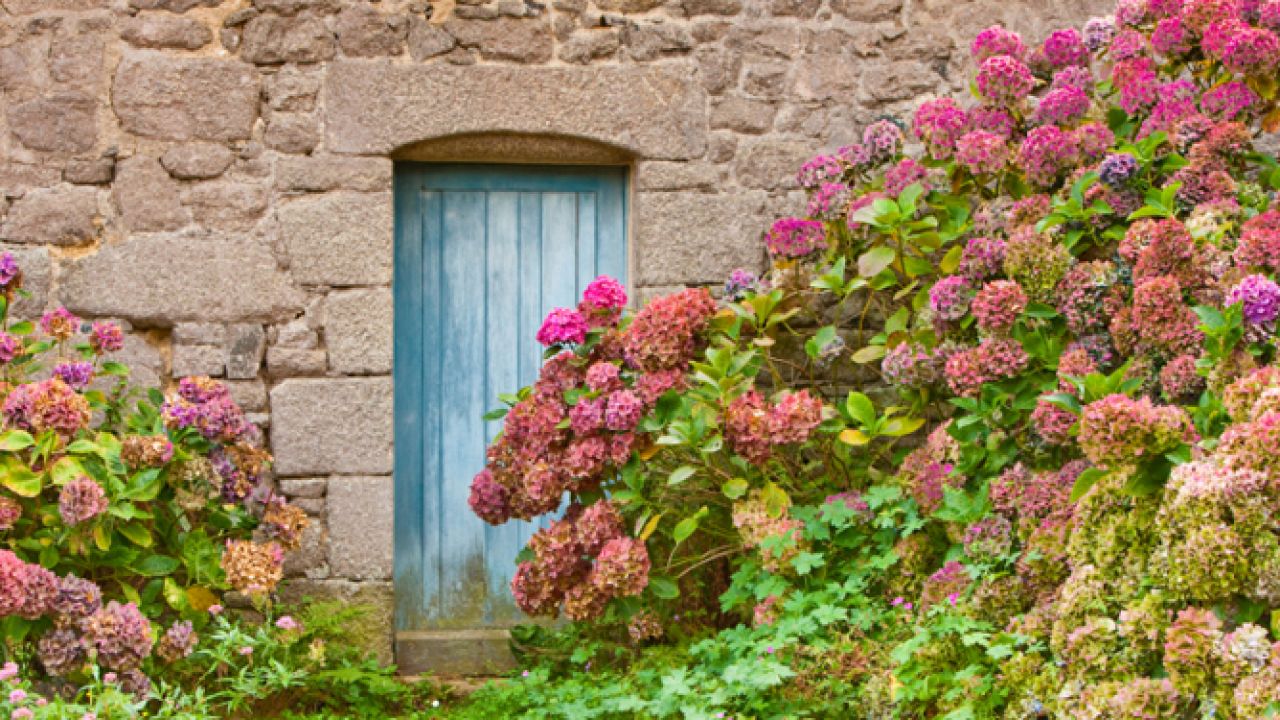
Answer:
[393, 164, 628, 634]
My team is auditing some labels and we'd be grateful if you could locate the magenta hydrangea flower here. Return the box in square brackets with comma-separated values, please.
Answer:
[0, 333, 21, 364]
[603, 389, 644, 432]
[795, 154, 843, 189]
[1108, 27, 1148, 59]
[944, 338, 1029, 397]
[929, 276, 975, 321]
[1050, 66, 1095, 93]
[1075, 122, 1116, 161]
[913, 98, 970, 159]
[89, 321, 125, 354]
[1113, 57, 1159, 113]
[1018, 125, 1081, 186]
[0, 551, 58, 620]
[1227, 273, 1280, 338]
[976, 55, 1035, 106]
[764, 218, 826, 259]
[1033, 86, 1092, 126]
[862, 120, 904, 161]
[972, 280, 1028, 335]
[162, 379, 250, 443]
[959, 236, 1007, 280]
[884, 158, 930, 196]
[806, 182, 851, 220]
[1263, 0, 1280, 28]
[955, 131, 1010, 175]
[468, 469, 512, 525]
[584, 362, 622, 393]
[58, 476, 108, 526]
[1043, 28, 1091, 67]
[535, 308, 589, 346]
[1152, 17, 1192, 55]
[581, 276, 627, 312]
[1201, 80, 1260, 119]
[0, 253, 19, 290]
[837, 143, 872, 168]
[970, 25, 1027, 62]
[1223, 26, 1280, 73]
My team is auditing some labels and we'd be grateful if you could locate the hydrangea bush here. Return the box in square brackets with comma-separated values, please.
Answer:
[473, 0, 1280, 716]
[0, 257, 308, 696]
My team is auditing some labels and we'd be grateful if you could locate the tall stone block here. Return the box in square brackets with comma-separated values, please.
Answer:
[325, 288, 393, 375]
[269, 378, 394, 476]
[327, 475, 394, 581]
[278, 192, 394, 286]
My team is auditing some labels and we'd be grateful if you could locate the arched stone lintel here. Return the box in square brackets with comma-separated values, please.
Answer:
[392, 131, 634, 165]
[324, 61, 708, 161]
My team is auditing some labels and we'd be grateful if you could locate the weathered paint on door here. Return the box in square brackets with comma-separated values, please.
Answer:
[393, 163, 628, 634]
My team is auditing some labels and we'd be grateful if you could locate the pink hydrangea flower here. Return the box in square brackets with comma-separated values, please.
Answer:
[1018, 125, 1081, 186]
[38, 307, 81, 341]
[976, 55, 1035, 106]
[58, 476, 108, 526]
[89, 321, 125, 354]
[862, 120, 904, 161]
[970, 25, 1027, 62]
[929, 276, 975, 321]
[764, 218, 826, 259]
[913, 98, 970, 159]
[971, 280, 1028, 335]
[1043, 28, 1090, 67]
[955, 131, 1010, 175]
[1223, 26, 1280, 73]
[535, 308, 589, 346]
[1033, 86, 1091, 126]
[580, 276, 627, 313]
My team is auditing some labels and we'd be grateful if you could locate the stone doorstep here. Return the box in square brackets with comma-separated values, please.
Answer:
[396, 628, 518, 676]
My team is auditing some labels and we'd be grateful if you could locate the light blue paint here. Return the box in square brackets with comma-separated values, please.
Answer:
[394, 164, 628, 630]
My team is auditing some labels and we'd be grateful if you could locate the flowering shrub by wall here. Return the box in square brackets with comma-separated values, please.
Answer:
[473, 0, 1280, 716]
[0, 255, 308, 697]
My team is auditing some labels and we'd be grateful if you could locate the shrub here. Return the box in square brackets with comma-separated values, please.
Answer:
[0, 258, 309, 694]
[473, 0, 1280, 716]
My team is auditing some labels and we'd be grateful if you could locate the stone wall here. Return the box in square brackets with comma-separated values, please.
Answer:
[0, 0, 1108, 665]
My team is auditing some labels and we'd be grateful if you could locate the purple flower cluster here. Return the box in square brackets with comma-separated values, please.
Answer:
[1099, 153, 1139, 188]
[1227, 274, 1280, 339]
[52, 362, 93, 390]
[161, 376, 250, 443]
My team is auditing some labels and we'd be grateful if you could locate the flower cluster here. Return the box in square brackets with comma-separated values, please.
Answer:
[725, 389, 824, 464]
[220, 540, 285, 595]
[510, 501, 649, 620]
[765, 218, 828, 260]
